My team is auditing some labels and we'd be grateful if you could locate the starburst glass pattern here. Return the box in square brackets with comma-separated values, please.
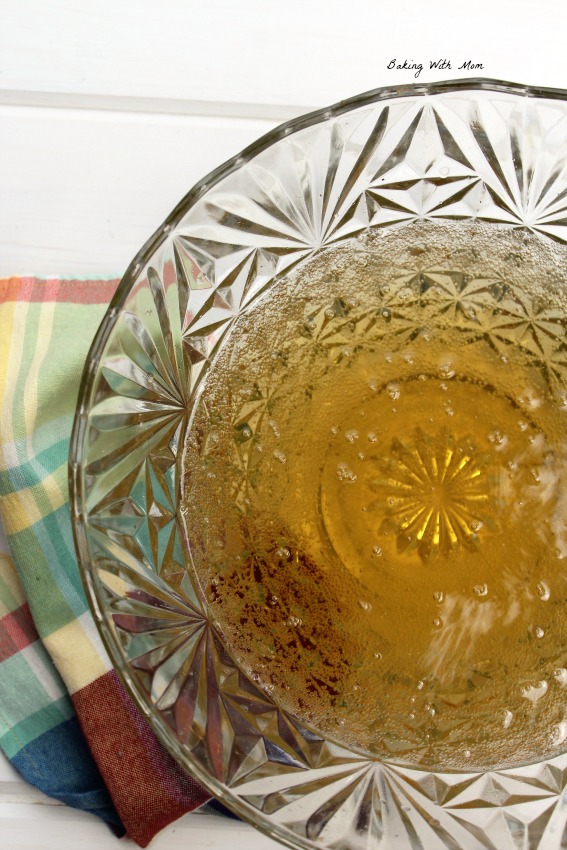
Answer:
[235, 755, 567, 850]
[370, 429, 492, 560]
[71, 82, 567, 850]
[173, 88, 567, 256]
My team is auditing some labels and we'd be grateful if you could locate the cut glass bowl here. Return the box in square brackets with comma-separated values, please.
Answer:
[71, 80, 567, 849]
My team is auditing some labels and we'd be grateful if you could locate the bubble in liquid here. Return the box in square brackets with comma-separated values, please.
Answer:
[503, 710, 513, 729]
[345, 429, 360, 443]
[337, 462, 357, 483]
[519, 388, 543, 410]
[372, 545, 383, 557]
[537, 581, 550, 601]
[367, 431, 378, 442]
[273, 449, 287, 464]
[438, 362, 455, 379]
[358, 600, 372, 612]
[488, 430, 507, 448]
[551, 722, 567, 747]
[432, 618, 442, 628]
[535, 626, 545, 638]
[473, 583, 488, 597]
[386, 382, 401, 401]
[433, 591, 445, 603]
[268, 419, 281, 438]
[521, 680, 548, 704]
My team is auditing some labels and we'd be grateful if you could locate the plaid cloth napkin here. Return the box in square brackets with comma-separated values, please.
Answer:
[0, 277, 212, 845]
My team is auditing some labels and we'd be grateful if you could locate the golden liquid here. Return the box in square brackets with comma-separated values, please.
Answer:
[180, 221, 567, 770]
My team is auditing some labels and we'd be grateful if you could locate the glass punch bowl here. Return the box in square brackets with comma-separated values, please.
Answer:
[71, 80, 567, 849]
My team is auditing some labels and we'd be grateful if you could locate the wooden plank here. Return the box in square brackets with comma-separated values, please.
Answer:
[1, 0, 565, 112]
[0, 802, 280, 850]
[0, 89, 307, 122]
[0, 105, 279, 276]
[0, 754, 37, 793]
[0, 752, 280, 849]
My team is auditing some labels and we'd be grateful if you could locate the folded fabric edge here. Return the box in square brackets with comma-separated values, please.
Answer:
[10, 717, 125, 834]
[73, 671, 212, 847]
[0, 552, 124, 832]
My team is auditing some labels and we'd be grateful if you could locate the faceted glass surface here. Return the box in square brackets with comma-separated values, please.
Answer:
[71, 81, 567, 850]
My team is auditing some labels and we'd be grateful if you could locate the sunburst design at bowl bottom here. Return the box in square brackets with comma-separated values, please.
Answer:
[371, 429, 493, 560]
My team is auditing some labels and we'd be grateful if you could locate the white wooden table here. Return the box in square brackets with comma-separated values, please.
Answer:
[0, 0, 565, 846]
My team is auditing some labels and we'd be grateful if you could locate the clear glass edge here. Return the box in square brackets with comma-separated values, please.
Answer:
[68, 77, 567, 848]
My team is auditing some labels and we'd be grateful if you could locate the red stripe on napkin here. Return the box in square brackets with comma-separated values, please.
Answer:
[73, 670, 210, 847]
[0, 277, 120, 305]
[0, 603, 36, 662]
